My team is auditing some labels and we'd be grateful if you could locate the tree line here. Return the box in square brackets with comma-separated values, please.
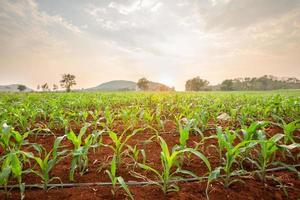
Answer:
[16, 74, 300, 92]
[184, 75, 300, 91]
[138, 75, 300, 91]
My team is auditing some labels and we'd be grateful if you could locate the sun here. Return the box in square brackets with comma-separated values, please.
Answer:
[159, 75, 174, 87]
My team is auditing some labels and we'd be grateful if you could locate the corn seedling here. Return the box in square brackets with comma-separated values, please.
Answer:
[67, 124, 102, 181]
[282, 120, 300, 144]
[0, 150, 33, 200]
[247, 132, 300, 183]
[105, 155, 134, 200]
[30, 136, 66, 190]
[0, 123, 29, 153]
[215, 128, 256, 188]
[126, 144, 146, 170]
[137, 136, 211, 194]
[104, 106, 114, 128]
[176, 118, 194, 165]
[107, 127, 143, 168]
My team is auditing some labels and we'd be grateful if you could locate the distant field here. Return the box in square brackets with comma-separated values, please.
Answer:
[1, 91, 300, 199]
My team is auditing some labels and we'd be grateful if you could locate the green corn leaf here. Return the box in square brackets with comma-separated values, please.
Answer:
[111, 156, 117, 177]
[138, 163, 162, 179]
[109, 131, 118, 143]
[117, 176, 134, 200]
[0, 167, 11, 184]
[11, 154, 22, 177]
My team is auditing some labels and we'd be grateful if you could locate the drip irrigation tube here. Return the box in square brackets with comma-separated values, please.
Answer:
[1, 164, 300, 190]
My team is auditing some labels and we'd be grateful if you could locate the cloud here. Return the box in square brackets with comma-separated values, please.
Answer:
[107, 0, 163, 15]
[0, 0, 82, 55]
[199, 0, 300, 30]
[0, 0, 299, 90]
[108, 1, 142, 15]
[0, 0, 82, 34]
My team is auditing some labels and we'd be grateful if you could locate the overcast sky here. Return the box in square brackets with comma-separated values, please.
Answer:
[0, 0, 300, 90]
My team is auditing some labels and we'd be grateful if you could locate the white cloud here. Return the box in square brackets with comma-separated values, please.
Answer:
[108, 1, 142, 15]
[0, 0, 83, 56]
[150, 2, 163, 12]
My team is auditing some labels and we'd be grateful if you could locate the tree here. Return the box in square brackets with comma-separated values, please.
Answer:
[17, 85, 26, 92]
[41, 83, 49, 92]
[157, 84, 171, 91]
[60, 74, 76, 92]
[137, 77, 150, 91]
[220, 80, 234, 91]
[185, 76, 209, 91]
[53, 84, 58, 91]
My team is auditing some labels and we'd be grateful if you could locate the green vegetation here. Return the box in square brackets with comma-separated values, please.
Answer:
[67, 124, 101, 181]
[137, 136, 210, 194]
[185, 76, 210, 91]
[30, 136, 66, 189]
[0, 91, 299, 199]
[220, 75, 300, 91]
[105, 155, 133, 199]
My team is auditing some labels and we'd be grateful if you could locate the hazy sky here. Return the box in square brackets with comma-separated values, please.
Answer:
[0, 0, 300, 90]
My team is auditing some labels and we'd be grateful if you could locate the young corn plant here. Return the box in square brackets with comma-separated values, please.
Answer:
[67, 124, 102, 181]
[0, 165, 11, 199]
[241, 121, 269, 141]
[88, 110, 101, 129]
[0, 123, 29, 153]
[0, 150, 33, 200]
[198, 110, 210, 133]
[79, 111, 89, 123]
[126, 144, 146, 170]
[107, 127, 143, 168]
[155, 104, 164, 130]
[175, 119, 194, 165]
[282, 120, 300, 144]
[105, 156, 134, 200]
[140, 108, 155, 125]
[0, 123, 33, 199]
[214, 127, 256, 188]
[248, 132, 300, 183]
[216, 127, 235, 161]
[253, 132, 282, 183]
[30, 136, 67, 190]
[272, 116, 300, 144]
[103, 106, 114, 128]
[13, 109, 31, 132]
[137, 136, 211, 194]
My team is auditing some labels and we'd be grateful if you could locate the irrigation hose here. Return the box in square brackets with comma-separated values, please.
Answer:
[1, 164, 300, 190]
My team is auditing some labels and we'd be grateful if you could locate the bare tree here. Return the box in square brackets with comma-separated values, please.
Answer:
[60, 74, 76, 92]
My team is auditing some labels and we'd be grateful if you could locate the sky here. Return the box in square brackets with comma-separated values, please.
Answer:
[0, 0, 300, 91]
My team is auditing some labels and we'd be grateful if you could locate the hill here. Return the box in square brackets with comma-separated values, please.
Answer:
[86, 80, 137, 91]
[86, 80, 174, 91]
[0, 84, 33, 92]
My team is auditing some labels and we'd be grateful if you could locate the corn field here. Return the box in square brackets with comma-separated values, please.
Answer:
[0, 91, 300, 199]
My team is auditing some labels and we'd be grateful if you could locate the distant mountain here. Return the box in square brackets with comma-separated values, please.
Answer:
[0, 84, 33, 92]
[86, 80, 137, 91]
[86, 80, 174, 91]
